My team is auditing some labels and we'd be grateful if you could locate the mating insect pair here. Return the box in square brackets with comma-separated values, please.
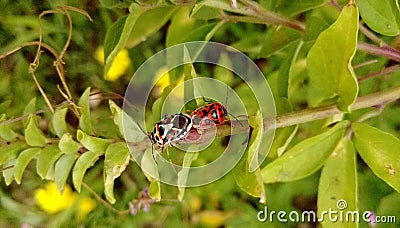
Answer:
[149, 101, 229, 152]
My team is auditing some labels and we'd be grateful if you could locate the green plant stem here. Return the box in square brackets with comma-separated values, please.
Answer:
[215, 86, 400, 137]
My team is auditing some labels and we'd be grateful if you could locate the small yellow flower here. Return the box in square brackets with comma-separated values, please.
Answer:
[95, 46, 131, 81]
[34, 182, 76, 214]
[77, 197, 96, 221]
[152, 67, 184, 98]
[35, 182, 96, 221]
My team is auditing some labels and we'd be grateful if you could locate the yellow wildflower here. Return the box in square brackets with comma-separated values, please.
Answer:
[35, 182, 96, 221]
[77, 197, 96, 221]
[152, 67, 184, 98]
[94, 46, 131, 81]
[34, 182, 76, 214]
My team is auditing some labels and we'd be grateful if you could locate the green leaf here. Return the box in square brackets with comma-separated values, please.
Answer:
[14, 147, 41, 184]
[0, 100, 12, 114]
[36, 145, 63, 179]
[275, 0, 325, 16]
[233, 111, 266, 203]
[0, 114, 18, 141]
[99, 0, 134, 8]
[58, 133, 79, 154]
[104, 3, 144, 80]
[104, 16, 126, 59]
[269, 125, 298, 158]
[277, 40, 303, 98]
[55, 153, 78, 193]
[178, 149, 199, 201]
[109, 100, 124, 137]
[0, 141, 27, 164]
[72, 151, 99, 192]
[190, 4, 220, 20]
[78, 87, 92, 134]
[23, 98, 36, 127]
[127, 6, 177, 48]
[376, 193, 400, 225]
[148, 180, 161, 202]
[352, 122, 400, 193]
[233, 153, 266, 203]
[2, 159, 16, 185]
[262, 121, 348, 183]
[76, 130, 111, 155]
[52, 107, 69, 138]
[318, 138, 358, 227]
[166, 7, 196, 47]
[304, 16, 330, 41]
[141, 148, 161, 201]
[259, 27, 301, 58]
[24, 114, 47, 147]
[306, 3, 359, 112]
[110, 101, 147, 143]
[104, 142, 130, 204]
[357, 0, 400, 36]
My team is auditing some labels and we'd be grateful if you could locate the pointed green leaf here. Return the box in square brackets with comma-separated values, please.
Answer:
[14, 147, 41, 184]
[58, 133, 79, 154]
[306, 3, 359, 112]
[78, 87, 92, 134]
[233, 111, 266, 203]
[76, 130, 111, 155]
[52, 107, 69, 138]
[72, 151, 99, 192]
[233, 154, 266, 203]
[55, 153, 78, 193]
[2, 159, 16, 185]
[352, 122, 400, 193]
[277, 40, 303, 98]
[0, 100, 12, 114]
[260, 27, 301, 58]
[178, 148, 199, 201]
[24, 114, 47, 147]
[262, 121, 348, 183]
[357, 0, 400, 36]
[104, 3, 144, 80]
[318, 138, 357, 227]
[166, 7, 196, 47]
[0, 114, 18, 141]
[109, 100, 147, 141]
[0, 141, 27, 164]
[148, 180, 161, 202]
[127, 6, 177, 48]
[141, 148, 161, 201]
[275, 0, 325, 17]
[23, 98, 36, 127]
[104, 142, 130, 204]
[36, 145, 63, 179]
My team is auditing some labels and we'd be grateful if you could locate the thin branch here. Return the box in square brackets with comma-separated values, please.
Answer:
[358, 64, 400, 82]
[29, 71, 55, 113]
[213, 86, 400, 137]
[358, 42, 400, 63]
[82, 182, 130, 215]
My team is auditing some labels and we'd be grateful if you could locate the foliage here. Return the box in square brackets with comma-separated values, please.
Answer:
[1, 0, 400, 227]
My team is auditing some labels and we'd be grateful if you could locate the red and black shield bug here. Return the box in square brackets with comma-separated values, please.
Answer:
[149, 113, 193, 151]
[190, 100, 228, 128]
